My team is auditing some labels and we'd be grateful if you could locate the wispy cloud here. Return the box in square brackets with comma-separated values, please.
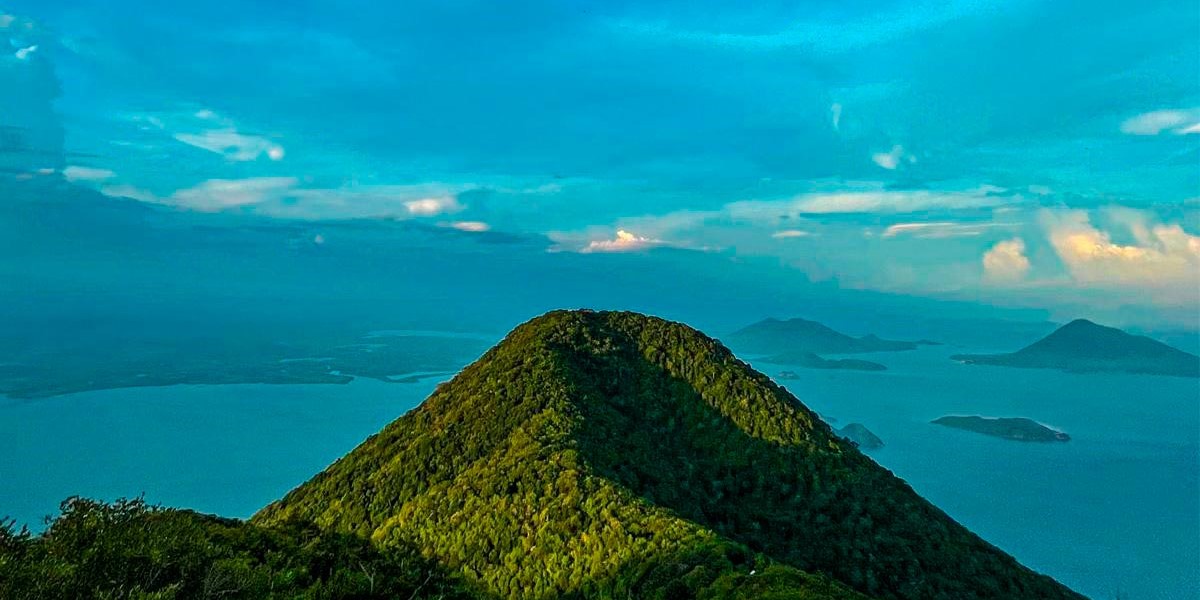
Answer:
[442, 221, 490, 232]
[101, 177, 473, 220]
[174, 130, 285, 161]
[881, 221, 996, 239]
[871, 144, 915, 170]
[1119, 108, 1200, 136]
[771, 229, 811, 239]
[136, 108, 286, 162]
[169, 177, 299, 211]
[728, 186, 1012, 218]
[62, 165, 116, 182]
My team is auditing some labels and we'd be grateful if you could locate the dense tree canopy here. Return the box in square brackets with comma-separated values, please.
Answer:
[256, 310, 1082, 600]
[0, 497, 470, 599]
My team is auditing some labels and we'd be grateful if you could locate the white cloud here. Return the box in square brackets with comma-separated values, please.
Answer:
[871, 144, 915, 170]
[830, 103, 842, 131]
[771, 229, 811, 239]
[728, 186, 1010, 218]
[581, 230, 664, 253]
[62, 166, 116, 182]
[174, 130, 285, 162]
[1119, 108, 1200, 136]
[14, 44, 36, 60]
[1042, 209, 1200, 289]
[0, 14, 15, 29]
[882, 221, 996, 239]
[444, 221, 490, 232]
[982, 238, 1031, 282]
[403, 196, 462, 216]
[100, 177, 474, 220]
[169, 177, 299, 211]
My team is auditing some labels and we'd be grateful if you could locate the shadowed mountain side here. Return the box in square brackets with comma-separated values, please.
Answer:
[257, 310, 1080, 600]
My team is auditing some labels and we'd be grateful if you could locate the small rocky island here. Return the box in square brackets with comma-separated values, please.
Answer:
[838, 423, 884, 450]
[932, 415, 1069, 442]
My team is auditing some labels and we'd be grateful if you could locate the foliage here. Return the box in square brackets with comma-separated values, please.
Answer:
[257, 310, 1083, 600]
[0, 497, 470, 599]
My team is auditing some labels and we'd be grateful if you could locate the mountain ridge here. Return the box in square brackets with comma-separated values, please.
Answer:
[257, 309, 1081, 600]
[727, 317, 921, 356]
[952, 318, 1199, 377]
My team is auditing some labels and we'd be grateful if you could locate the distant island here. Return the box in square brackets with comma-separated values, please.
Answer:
[933, 416, 1070, 442]
[951, 319, 1200, 378]
[0, 330, 490, 399]
[727, 317, 923, 355]
[776, 353, 888, 372]
[838, 423, 884, 450]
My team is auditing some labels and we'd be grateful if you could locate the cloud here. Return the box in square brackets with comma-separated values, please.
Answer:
[14, 44, 36, 60]
[135, 108, 285, 162]
[62, 165, 116, 182]
[771, 229, 811, 239]
[982, 238, 1031, 282]
[830, 103, 842, 131]
[101, 177, 471, 220]
[727, 185, 1012, 218]
[580, 229, 664, 253]
[1042, 209, 1200, 289]
[871, 144, 915, 170]
[0, 14, 14, 29]
[882, 221, 996, 238]
[403, 196, 462, 216]
[1120, 109, 1200, 136]
[169, 177, 299, 211]
[173, 130, 285, 162]
[443, 220, 490, 232]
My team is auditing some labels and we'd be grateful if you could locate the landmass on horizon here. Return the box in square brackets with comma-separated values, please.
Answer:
[952, 319, 1200, 378]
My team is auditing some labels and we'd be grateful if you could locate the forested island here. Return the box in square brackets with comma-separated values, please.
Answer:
[932, 416, 1070, 442]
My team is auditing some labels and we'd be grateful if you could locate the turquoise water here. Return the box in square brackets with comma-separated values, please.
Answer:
[1, 349, 1196, 599]
[756, 346, 1199, 600]
[0, 378, 441, 528]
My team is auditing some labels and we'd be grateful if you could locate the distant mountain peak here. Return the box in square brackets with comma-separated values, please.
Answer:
[953, 318, 1199, 377]
[257, 309, 1081, 600]
[728, 316, 921, 356]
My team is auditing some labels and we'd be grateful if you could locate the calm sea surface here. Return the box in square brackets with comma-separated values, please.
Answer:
[2, 347, 1196, 599]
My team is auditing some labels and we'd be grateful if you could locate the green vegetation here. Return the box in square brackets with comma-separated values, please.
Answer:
[0, 497, 471, 599]
[952, 318, 1200, 378]
[727, 318, 919, 356]
[257, 310, 1081, 600]
[932, 416, 1070, 442]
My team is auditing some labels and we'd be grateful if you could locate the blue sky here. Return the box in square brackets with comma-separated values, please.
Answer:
[3, 1, 1199, 328]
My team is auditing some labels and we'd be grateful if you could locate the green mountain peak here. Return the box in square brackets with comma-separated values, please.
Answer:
[256, 309, 1081, 599]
